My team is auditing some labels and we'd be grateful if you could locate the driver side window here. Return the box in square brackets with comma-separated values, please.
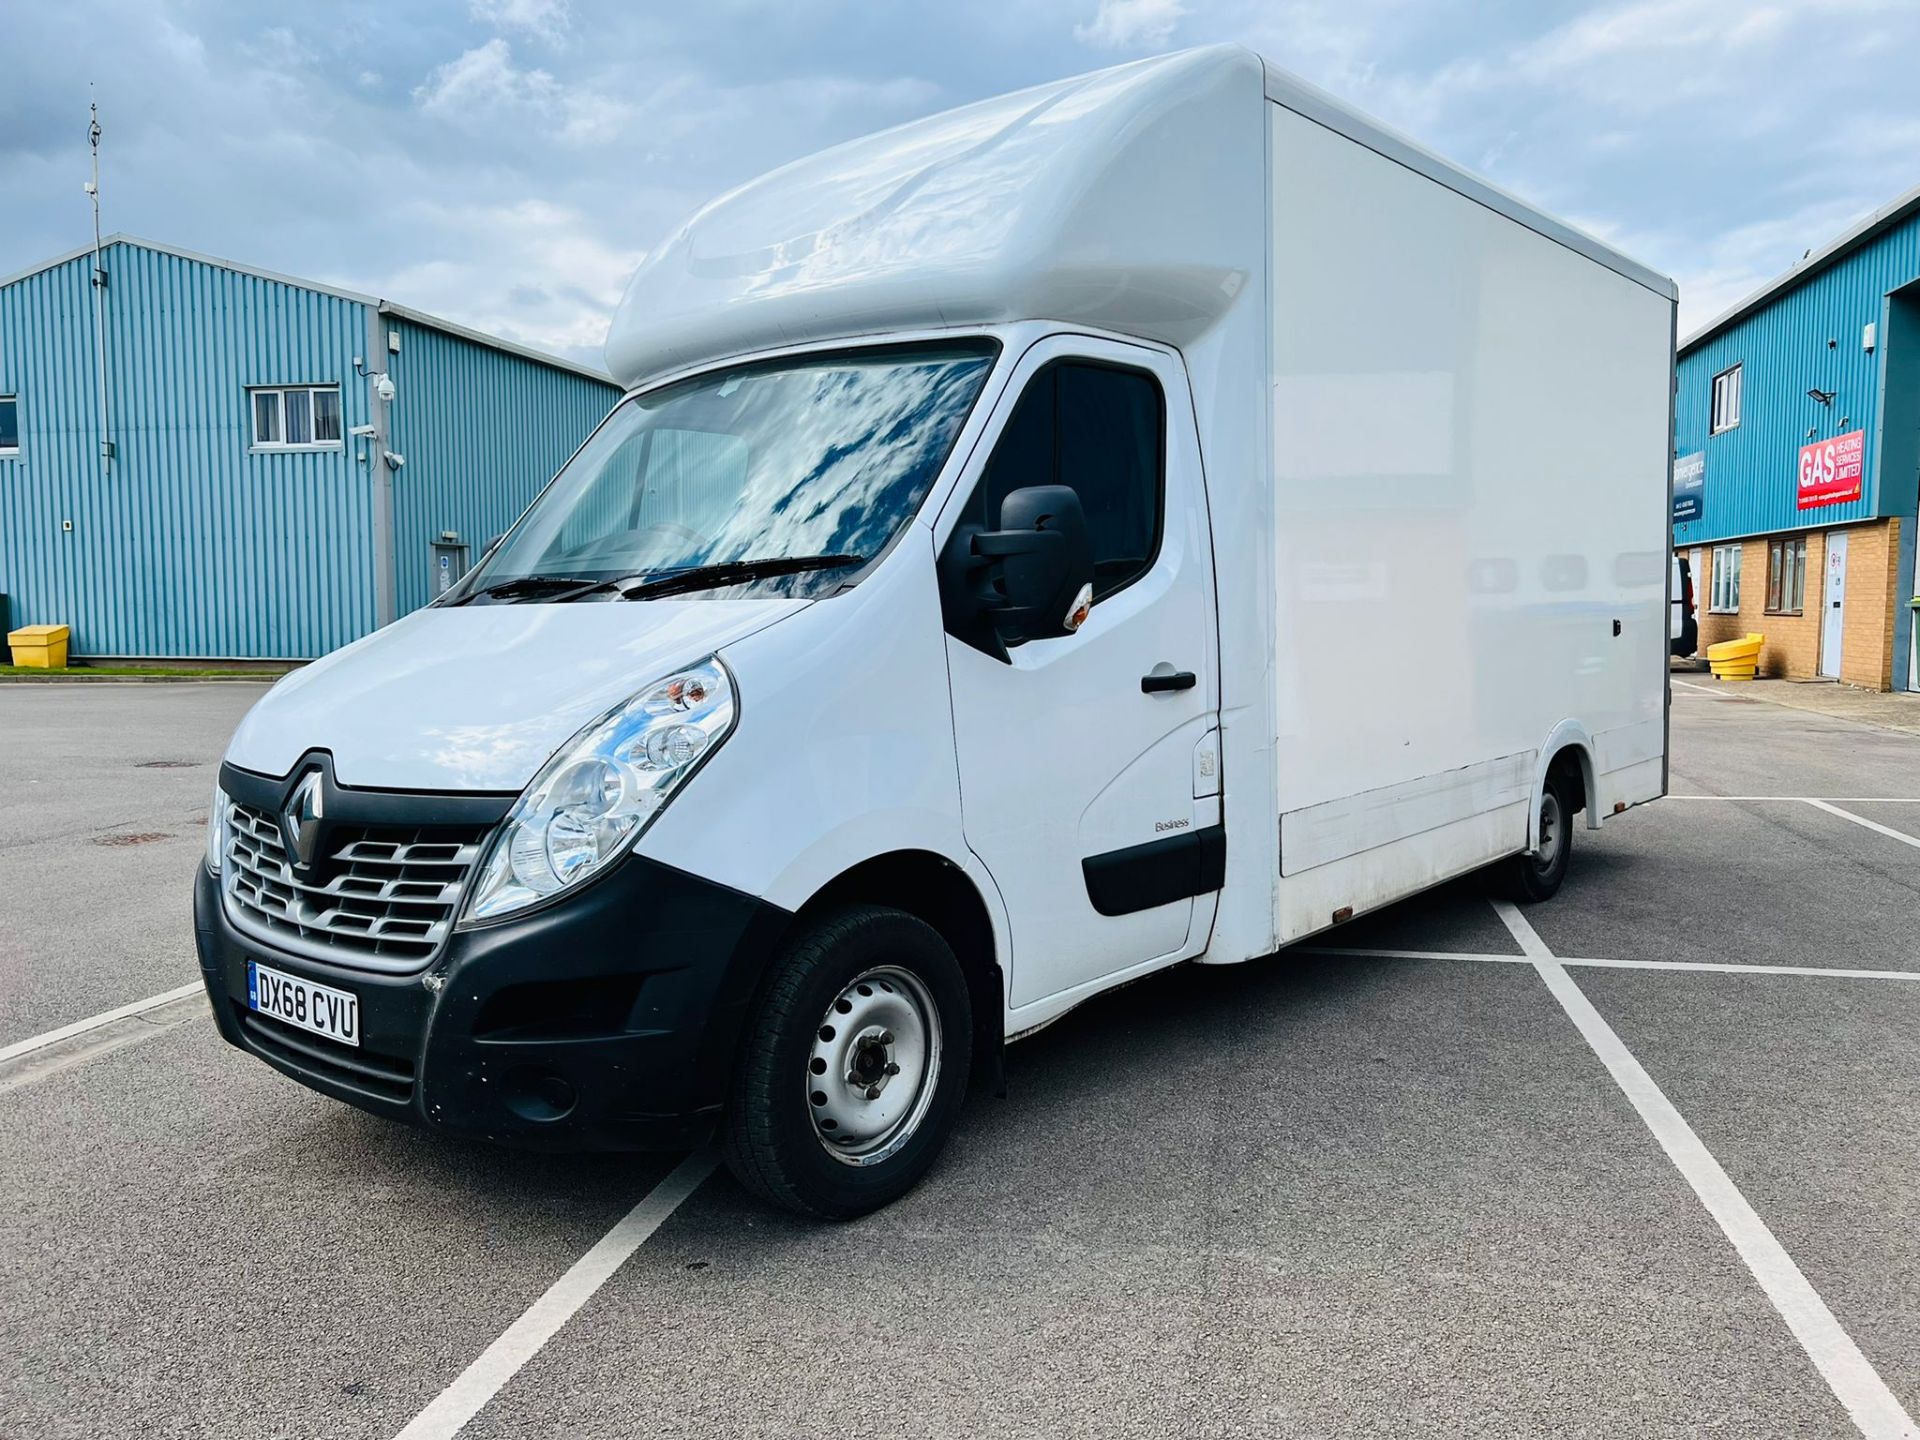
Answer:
[967, 359, 1166, 600]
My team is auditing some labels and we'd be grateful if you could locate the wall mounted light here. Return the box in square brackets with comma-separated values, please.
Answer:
[1807, 387, 1835, 406]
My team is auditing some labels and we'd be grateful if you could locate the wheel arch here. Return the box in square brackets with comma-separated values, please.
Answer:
[1532, 721, 1601, 847]
[790, 849, 1006, 1093]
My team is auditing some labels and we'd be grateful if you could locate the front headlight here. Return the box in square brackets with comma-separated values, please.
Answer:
[207, 783, 230, 875]
[462, 657, 737, 923]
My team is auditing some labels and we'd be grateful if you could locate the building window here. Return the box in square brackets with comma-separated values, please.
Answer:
[250, 385, 342, 450]
[1766, 536, 1807, 614]
[1709, 543, 1742, 613]
[1710, 363, 1742, 434]
[0, 395, 18, 456]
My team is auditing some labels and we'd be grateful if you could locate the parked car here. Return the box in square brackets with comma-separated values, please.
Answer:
[1671, 554, 1699, 657]
[194, 46, 1676, 1218]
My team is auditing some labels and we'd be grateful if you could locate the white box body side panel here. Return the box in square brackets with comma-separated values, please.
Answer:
[1265, 102, 1672, 941]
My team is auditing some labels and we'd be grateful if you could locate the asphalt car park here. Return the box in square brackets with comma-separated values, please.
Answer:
[3, 680, 1918, 1438]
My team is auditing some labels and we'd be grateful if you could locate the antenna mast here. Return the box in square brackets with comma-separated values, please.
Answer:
[88, 86, 112, 473]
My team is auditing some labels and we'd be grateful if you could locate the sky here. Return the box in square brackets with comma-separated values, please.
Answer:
[3, 0, 1918, 368]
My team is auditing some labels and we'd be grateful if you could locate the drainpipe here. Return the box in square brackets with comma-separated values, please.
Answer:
[367, 306, 398, 629]
[87, 93, 112, 474]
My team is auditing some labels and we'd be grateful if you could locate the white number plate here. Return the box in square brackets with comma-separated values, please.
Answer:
[248, 961, 360, 1048]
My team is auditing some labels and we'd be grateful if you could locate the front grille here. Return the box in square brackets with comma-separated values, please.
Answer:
[237, 1010, 416, 1105]
[223, 800, 488, 972]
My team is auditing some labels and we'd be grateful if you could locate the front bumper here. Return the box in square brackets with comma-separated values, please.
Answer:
[194, 846, 789, 1152]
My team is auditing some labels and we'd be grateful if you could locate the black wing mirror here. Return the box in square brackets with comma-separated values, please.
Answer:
[940, 485, 1095, 655]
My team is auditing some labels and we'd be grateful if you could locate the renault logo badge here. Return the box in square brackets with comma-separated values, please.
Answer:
[282, 771, 325, 870]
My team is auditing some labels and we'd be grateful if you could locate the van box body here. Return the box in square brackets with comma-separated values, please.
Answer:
[197, 47, 1674, 1180]
[601, 45, 1675, 993]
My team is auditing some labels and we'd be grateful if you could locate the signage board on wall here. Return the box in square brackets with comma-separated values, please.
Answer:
[1797, 429, 1865, 510]
[1672, 451, 1705, 523]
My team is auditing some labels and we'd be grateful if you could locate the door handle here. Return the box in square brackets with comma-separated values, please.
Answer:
[1141, 670, 1197, 694]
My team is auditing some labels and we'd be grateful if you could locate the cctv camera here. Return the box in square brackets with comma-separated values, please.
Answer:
[374, 374, 396, 402]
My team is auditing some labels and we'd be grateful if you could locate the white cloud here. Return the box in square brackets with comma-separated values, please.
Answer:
[470, 0, 569, 44]
[413, 38, 630, 144]
[1670, 195, 1890, 335]
[376, 198, 646, 356]
[1518, 0, 1788, 73]
[8, 0, 1920, 387]
[1558, 192, 1889, 335]
[1074, 0, 1186, 50]
[415, 38, 553, 114]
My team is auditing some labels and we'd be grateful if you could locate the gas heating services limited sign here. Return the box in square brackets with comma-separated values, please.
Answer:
[1797, 429, 1864, 510]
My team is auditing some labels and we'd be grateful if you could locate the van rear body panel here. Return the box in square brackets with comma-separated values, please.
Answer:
[1258, 98, 1674, 948]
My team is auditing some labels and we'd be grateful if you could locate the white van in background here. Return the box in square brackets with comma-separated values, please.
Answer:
[194, 47, 1676, 1217]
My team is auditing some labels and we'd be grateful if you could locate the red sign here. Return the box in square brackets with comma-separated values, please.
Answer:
[1797, 429, 1864, 509]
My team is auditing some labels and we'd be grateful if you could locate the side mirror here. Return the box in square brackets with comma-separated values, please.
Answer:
[951, 484, 1094, 647]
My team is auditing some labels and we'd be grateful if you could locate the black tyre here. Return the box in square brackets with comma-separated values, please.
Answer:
[1494, 769, 1574, 903]
[723, 904, 973, 1219]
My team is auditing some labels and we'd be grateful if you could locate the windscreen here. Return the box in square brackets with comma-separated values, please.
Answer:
[467, 341, 998, 600]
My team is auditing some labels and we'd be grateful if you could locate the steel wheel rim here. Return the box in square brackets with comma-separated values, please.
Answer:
[1533, 791, 1564, 872]
[806, 965, 942, 1168]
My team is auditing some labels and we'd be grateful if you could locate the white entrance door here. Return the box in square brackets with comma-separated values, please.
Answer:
[1820, 531, 1848, 679]
[938, 335, 1221, 1012]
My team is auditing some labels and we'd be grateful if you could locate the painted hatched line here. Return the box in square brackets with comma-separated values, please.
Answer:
[390, 1151, 718, 1440]
[1492, 899, 1919, 1440]
[0, 982, 204, 1065]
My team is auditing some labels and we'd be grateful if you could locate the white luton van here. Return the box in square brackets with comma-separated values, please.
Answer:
[195, 46, 1677, 1217]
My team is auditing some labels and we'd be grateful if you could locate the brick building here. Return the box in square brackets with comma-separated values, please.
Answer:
[1673, 186, 1920, 690]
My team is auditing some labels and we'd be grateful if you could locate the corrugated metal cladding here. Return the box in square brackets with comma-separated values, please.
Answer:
[0, 237, 618, 658]
[0, 241, 370, 656]
[386, 317, 618, 615]
[1673, 206, 1920, 548]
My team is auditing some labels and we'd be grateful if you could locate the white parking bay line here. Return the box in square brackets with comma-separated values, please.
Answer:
[1492, 899, 1919, 1440]
[1296, 945, 1532, 965]
[1666, 795, 1920, 803]
[1303, 946, 1920, 982]
[391, 1151, 718, 1440]
[0, 982, 204, 1065]
[1672, 679, 1749, 700]
[1804, 799, 1920, 852]
[1556, 955, 1920, 982]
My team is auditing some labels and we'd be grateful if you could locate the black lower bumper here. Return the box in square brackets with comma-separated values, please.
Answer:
[194, 855, 790, 1151]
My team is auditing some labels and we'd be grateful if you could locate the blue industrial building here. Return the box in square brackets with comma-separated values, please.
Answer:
[0, 235, 620, 660]
[1673, 186, 1920, 690]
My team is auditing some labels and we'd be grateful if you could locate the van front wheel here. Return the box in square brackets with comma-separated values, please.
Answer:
[723, 904, 973, 1219]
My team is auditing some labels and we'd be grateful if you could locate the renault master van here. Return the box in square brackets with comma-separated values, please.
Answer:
[194, 47, 1677, 1218]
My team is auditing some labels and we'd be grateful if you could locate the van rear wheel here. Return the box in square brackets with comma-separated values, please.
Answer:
[723, 904, 972, 1219]
[1495, 770, 1574, 903]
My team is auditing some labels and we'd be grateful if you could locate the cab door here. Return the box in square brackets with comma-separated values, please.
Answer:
[937, 336, 1221, 1012]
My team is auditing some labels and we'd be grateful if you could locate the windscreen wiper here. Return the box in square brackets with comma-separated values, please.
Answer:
[457, 574, 601, 604]
[612, 554, 865, 601]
